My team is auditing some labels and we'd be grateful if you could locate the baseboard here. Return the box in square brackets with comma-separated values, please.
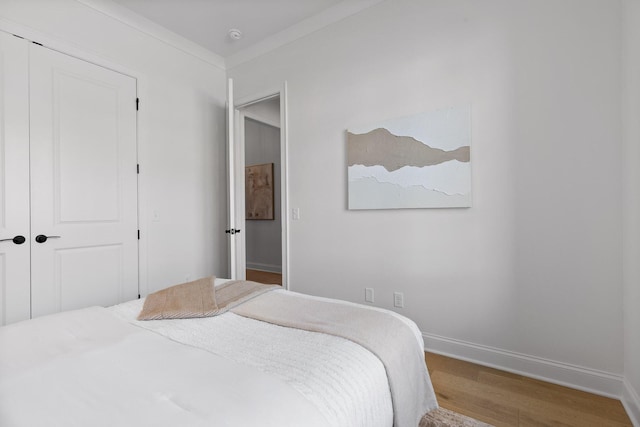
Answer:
[423, 332, 624, 399]
[623, 379, 640, 427]
[246, 262, 282, 274]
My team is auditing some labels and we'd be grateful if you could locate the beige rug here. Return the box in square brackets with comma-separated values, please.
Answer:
[420, 408, 494, 427]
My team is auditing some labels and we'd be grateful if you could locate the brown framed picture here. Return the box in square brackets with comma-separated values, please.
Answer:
[245, 163, 274, 220]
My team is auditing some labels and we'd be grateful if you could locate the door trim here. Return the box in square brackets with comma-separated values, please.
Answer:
[235, 82, 290, 289]
[0, 26, 143, 301]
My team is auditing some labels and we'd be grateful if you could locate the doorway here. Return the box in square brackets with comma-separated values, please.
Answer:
[243, 99, 282, 285]
[229, 83, 289, 288]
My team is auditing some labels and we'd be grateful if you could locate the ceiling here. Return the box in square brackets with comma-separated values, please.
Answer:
[109, 0, 356, 58]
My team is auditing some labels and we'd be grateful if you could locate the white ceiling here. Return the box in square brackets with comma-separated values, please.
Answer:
[109, 0, 362, 59]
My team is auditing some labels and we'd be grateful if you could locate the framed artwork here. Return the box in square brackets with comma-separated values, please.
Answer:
[347, 106, 471, 210]
[245, 163, 274, 220]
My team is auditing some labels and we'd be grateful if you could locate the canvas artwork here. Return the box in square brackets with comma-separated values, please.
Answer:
[245, 163, 274, 220]
[347, 106, 471, 209]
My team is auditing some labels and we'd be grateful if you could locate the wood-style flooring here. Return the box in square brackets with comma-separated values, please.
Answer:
[425, 352, 633, 426]
[245, 269, 282, 285]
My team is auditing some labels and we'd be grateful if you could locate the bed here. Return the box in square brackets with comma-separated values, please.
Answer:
[0, 278, 438, 427]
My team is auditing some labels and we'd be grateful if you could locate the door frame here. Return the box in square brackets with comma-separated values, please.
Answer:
[233, 83, 290, 289]
[0, 25, 150, 296]
[0, 25, 143, 299]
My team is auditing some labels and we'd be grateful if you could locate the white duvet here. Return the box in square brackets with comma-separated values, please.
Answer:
[0, 281, 432, 427]
[108, 292, 395, 427]
[0, 306, 328, 427]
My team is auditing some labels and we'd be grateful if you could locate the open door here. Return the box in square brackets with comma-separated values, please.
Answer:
[226, 78, 237, 279]
[226, 78, 246, 280]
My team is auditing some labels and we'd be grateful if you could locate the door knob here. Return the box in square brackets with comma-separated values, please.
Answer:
[35, 234, 61, 243]
[0, 235, 26, 245]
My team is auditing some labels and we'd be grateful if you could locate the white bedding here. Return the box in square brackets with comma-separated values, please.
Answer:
[1, 280, 433, 427]
[0, 306, 328, 427]
[109, 292, 395, 427]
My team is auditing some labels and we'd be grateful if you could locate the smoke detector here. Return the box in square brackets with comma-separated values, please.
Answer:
[228, 29, 243, 41]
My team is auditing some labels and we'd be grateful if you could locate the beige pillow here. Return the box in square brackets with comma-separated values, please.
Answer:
[137, 276, 218, 320]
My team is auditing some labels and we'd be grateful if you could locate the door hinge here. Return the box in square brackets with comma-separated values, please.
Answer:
[137, 230, 140, 240]
[32, 41, 43, 46]
[138, 294, 141, 299]
[137, 164, 140, 174]
[136, 98, 139, 111]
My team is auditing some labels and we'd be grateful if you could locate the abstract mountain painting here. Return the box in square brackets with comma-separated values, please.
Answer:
[347, 106, 471, 209]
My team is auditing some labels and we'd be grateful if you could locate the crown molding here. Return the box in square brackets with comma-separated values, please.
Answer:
[76, 0, 386, 71]
[226, 0, 386, 69]
[76, 0, 226, 70]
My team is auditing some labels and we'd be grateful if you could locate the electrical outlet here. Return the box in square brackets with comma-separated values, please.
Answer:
[394, 292, 404, 308]
[365, 288, 374, 303]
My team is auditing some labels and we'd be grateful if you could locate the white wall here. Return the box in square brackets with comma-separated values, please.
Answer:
[622, 0, 640, 423]
[0, 0, 229, 294]
[244, 118, 282, 272]
[230, 0, 625, 395]
[242, 97, 281, 128]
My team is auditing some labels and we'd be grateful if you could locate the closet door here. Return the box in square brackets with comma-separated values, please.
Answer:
[29, 43, 139, 318]
[0, 33, 30, 326]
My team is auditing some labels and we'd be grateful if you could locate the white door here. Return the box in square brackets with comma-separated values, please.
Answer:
[29, 43, 139, 318]
[226, 78, 247, 280]
[226, 78, 238, 279]
[0, 32, 31, 325]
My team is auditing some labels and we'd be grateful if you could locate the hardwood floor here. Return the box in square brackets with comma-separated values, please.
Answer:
[245, 269, 282, 285]
[425, 352, 633, 426]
